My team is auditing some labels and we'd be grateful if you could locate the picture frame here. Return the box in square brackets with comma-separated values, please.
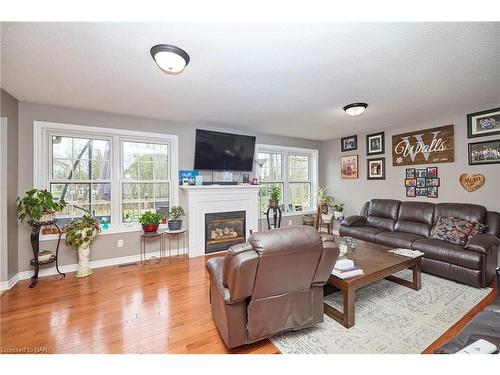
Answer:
[426, 178, 440, 187]
[416, 177, 426, 187]
[341, 154, 359, 179]
[416, 187, 428, 196]
[366, 131, 385, 156]
[406, 187, 416, 198]
[367, 157, 385, 180]
[341, 135, 358, 152]
[406, 168, 415, 178]
[426, 167, 438, 178]
[427, 186, 439, 198]
[415, 169, 427, 178]
[405, 178, 416, 187]
[468, 139, 500, 165]
[467, 107, 500, 138]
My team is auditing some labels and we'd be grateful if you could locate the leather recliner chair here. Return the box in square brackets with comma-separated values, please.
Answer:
[206, 226, 339, 349]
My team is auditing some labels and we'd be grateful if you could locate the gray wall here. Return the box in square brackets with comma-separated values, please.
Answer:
[17, 101, 320, 272]
[320, 104, 500, 218]
[1, 88, 19, 280]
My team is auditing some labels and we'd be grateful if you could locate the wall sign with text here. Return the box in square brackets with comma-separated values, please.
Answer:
[392, 124, 454, 166]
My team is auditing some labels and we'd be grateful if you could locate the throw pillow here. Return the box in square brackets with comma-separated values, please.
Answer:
[468, 222, 488, 239]
[430, 216, 475, 246]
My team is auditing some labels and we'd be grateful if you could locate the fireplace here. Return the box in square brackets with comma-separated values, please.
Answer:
[205, 211, 246, 254]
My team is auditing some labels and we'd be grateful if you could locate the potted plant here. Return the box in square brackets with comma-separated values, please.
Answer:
[64, 214, 101, 278]
[317, 187, 334, 214]
[332, 203, 345, 220]
[138, 211, 162, 233]
[167, 206, 185, 231]
[17, 188, 66, 223]
[268, 185, 281, 208]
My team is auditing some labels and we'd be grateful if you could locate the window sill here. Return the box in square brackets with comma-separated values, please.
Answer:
[39, 223, 170, 242]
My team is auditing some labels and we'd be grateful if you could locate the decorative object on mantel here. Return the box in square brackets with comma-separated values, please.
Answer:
[16, 188, 67, 288]
[341, 155, 358, 179]
[467, 107, 500, 138]
[392, 124, 454, 166]
[459, 173, 486, 192]
[341, 135, 357, 152]
[64, 214, 101, 278]
[405, 167, 439, 198]
[468, 139, 500, 165]
[138, 211, 162, 233]
[366, 131, 385, 156]
[179, 170, 198, 186]
[303, 214, 315, 226]
[167, 206, 185, 231]
[367, 157, 386, 180]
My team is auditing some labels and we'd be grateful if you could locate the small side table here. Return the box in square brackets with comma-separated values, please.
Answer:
[140, 229, 165, 264]
[163, 228, 188, 261]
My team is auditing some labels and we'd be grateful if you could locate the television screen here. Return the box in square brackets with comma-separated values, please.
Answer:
[194, 129, 256, 171]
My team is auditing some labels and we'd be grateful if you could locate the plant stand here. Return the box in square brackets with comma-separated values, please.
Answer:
[266, 205, 282, 229]
[28, 219, 65, 288]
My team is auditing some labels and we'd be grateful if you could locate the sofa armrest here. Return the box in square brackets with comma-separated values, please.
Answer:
[206, 257, 232, 303]
[465, 234, 500, 255]
[341, 215, 366, 227]
[312, 241, 340, 286]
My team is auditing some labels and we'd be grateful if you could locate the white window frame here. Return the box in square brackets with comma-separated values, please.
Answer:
[256, 144, 318, 211]
[33, 121, 179, 233]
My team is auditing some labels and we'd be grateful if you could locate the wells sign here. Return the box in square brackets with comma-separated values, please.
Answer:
[392, 124, 454, 166]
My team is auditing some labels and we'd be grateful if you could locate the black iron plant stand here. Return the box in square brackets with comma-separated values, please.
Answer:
[28, 219, 65, 288]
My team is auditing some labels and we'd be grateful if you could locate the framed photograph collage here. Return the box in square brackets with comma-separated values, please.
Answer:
[405, 167, 439, 198]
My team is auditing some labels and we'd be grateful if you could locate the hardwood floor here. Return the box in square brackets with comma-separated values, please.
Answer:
[0, 255, 278, 354]
[0, 255, 496, 354]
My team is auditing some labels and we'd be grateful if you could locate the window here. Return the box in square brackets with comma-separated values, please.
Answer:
[49, 134, 112, 224]
[257, 145, 318, 213]
[121, 141, 170, 220]
[34, 121, 178, 229]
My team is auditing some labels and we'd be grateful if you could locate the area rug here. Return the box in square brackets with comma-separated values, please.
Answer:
[270, 271, 492, 354]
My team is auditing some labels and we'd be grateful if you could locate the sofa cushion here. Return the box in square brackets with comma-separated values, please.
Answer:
[395, 201, 435, 237]
[375, 231, 425, 249]
[433, 203, 486, 225]
[412, 238, 482, 270]
[338, 226, 385, 242]
[366, 199, 401, 231]
[430, 216, 476, 246]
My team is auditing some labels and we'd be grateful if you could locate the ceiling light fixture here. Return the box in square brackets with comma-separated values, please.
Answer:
[150, 44, 190, 75]
[343, 103, 368, 117]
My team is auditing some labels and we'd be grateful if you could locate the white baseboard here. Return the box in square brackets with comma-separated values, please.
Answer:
[0, 274, 19, 291]
[1, 248, 188, 291]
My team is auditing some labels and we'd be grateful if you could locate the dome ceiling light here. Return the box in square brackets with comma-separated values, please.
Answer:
[343, 103, 368, 117]
[150, 44, 190, 75]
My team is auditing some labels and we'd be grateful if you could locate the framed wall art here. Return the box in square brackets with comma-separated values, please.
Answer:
[468, 139, 500, 165]
[341, 154, 358, 179]
[392, 124, 454, 166]
[367, 157, 385, 180]
[366, 131, 385, 155]
[341, 135, 358, 152]
[467, 107, 500, 138]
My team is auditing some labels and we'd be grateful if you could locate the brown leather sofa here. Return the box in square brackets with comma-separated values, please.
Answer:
[206, 226, 339, 349]
[339, 199, 499, 288]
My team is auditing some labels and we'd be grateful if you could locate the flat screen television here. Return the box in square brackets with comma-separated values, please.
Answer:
[194, 129, 256, 171]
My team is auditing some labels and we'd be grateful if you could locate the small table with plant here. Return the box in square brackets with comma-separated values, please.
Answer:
[16, 189, 67, 288]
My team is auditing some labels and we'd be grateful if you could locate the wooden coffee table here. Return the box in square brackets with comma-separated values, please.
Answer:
[324, 240, 422, 328]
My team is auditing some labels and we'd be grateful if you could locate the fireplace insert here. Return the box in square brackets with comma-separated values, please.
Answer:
[205, 211, 246, 254]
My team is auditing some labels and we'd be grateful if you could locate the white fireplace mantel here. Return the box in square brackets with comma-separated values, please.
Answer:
[179, 185, 260, 257]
